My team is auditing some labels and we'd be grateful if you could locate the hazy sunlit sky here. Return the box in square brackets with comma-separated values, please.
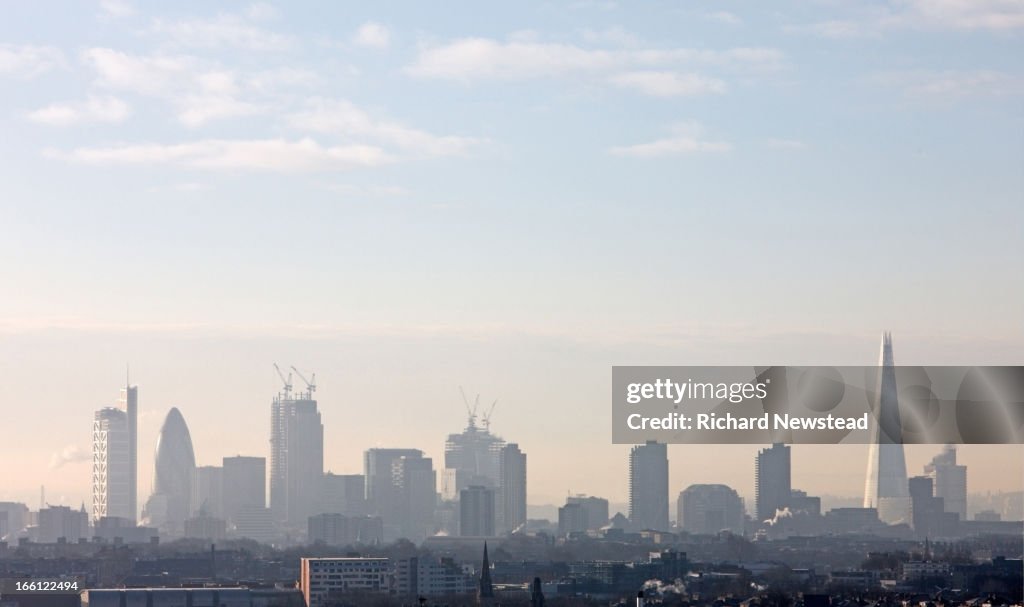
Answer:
[1, 1, 1022, 513]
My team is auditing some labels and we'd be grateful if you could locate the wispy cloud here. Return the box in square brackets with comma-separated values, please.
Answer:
[609, 122, 731, 158]
[608, 71, 726, 97]
[82, 48, 267, 127]
[706, 11, 741, 26]
[99, 0, 135, 18]
[48, 138, 392, 172]
[288, 98, 484, 156]
[765, 138, 807, 150]
[28, 95, 130, 126]
[788, 0, 1024, 37]
[405, 36, 784, 87]
[0, 44, 65, 78]
[352, 22, 391, 49]
[874, 69, 1024, 100]
[150, 13, 292, 51]
[49, 445, 90, 469]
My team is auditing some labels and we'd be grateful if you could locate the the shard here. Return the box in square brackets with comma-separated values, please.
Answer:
[863, 332, 910, 525]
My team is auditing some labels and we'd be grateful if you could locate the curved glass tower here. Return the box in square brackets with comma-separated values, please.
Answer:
[144, 407, 196, 536]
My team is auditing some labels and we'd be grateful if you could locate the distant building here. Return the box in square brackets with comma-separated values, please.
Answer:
[629, 441, 669, 531]
[184, 514, 226, 541]
[863, 333, 911, 525]
[444, 409, 505, 496]
[460, 485, 496, 536]
[925, 445, 967, 520]
[221, 456, 265, 527]
[308, 513, 383, 546]
[269, 378, 323, 526]
[363, 448, 423, 540]
[566, 495, 609, 530]
[822, 507, 884, 534]
[231, 506, 273, 544]
[678, 484, 744, 534]
[142, 407, 196, 537]
[394, 556, 476, 597]
[321, 472, 366, 516]
[499, 443, 527, 533]
[909, 476, 958, 537]
[93, 516, 157, 543]
[789, 489, 821, 517]
[558, 502, 588, 536]
[394, 455, 437, 541]
[299, 557, 390, 607]
[755, 443, 791, 522]
[84, 588, 256, 607]
[192, 465, 223, 518]
[0, 502, 29, 541]
[37, 505, 88, 543]
[92, 407, 131, 522]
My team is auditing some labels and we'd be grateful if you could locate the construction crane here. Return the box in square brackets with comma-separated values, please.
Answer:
[482, 399, 498, 432]
[291, 366, 317, 397]
[459, 386, 478, 428]
[273, 363, 292, 398]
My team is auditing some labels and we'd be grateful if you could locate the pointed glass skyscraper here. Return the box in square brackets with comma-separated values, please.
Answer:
[863, 332, 910, 525]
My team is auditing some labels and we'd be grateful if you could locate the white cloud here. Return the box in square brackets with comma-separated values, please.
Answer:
[706, 11, 741, 25]
[100, 0, 136, 18]
[49, 445, 90, 469]
[609, 71, 726, 97]
[609, 122, 731, 157]
[765, 138, 807, 150]
[288, 98, 484, 156]
[875, 69, 1024, 99]
[245, 2, 278, 21]
[0, 44, 64, 78]
[151, 14, 292, 51]
[329, 183, 410, 197]
[406, 37, 783, 82]
[83, 48, 270, 126]
[352, 22, 391, 49]
[28, 95, 130, 126]
[49, 138, 392, 172]
[789, 0, 1024, 36]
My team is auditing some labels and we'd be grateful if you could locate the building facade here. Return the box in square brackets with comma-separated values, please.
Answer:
[629, 441, 669, 531]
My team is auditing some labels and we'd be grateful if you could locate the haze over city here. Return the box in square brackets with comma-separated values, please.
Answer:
[2, 0, 1022, 512]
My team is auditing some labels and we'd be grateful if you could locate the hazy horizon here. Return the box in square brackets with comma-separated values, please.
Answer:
[1, 2, 1022, 516]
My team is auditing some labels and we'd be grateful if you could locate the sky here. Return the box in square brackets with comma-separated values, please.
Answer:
[0, 1, 1022, 514]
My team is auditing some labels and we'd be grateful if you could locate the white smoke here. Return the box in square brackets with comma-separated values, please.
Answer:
[764, 507, 793, 526]
[642, 578, 686, 597]
[49, 444, 90, 469]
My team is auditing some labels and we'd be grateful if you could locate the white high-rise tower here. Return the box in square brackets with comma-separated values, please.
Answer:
[863, 332, 911, 525]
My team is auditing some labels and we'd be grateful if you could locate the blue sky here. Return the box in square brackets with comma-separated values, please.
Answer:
[0, 1, 1022, 509]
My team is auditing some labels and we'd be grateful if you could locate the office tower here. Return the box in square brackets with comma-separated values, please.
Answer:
[192, 465, 223, 518]
[0, 502, 29, 541]
[270, 373, 324, 525]
[909, 475, 958, 537]
[925, 445, 967, 520]
[120, 383, 138, 523]
[444, 404, 505, 496]
[36, 505, 88, 543]
[498, 443, 527, 533]
[460, 485, 496, 536]
[789, 489, 822, 517]
[628, 440, 669, 531]
[678, 484, 744, 535]
[308, 513, 384, 546]
[863, 332, 911, 524]
[92, 407, 131, 522]
[558, 502, 588, 536]
[566, 495, 610, 530]
[364, 448, 423, 539]
[755, 443, 791, 522]
[143, 408, 196, 536]
[321, 473, 367, 516]
[221, 456, 265, 525]
[394, 455, 437, 541]
[183, 514, 226, 541]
